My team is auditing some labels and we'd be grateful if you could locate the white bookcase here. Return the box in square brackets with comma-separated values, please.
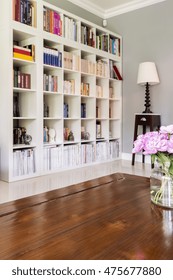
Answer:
[0, 0, 122, 182]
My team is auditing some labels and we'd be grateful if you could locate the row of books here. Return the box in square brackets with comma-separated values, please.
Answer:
[43, 49, 122, 80]
[43, 74, 58, 92]
[95, 140, 119, 161]
[13, 148, 36, 176]
[64, 103, 69, 118]
[96, 34, 121, 56]
[14, 2, 121, 57]
[63, 51, 80, 71]
[96, 34, 109, 52]
[64, 16, 79, 42]
[43, 145, 62, 171]
[81, 82, 90, 96]
[43, 6, 62, 36]
[13, 0, 35, 26]
[109, 37, 121, 56]
[63, 80, 75, 95]
[43, 140, 120, 170]
[81, 59, 95, 74]
[42, 6, 121, 57]
[96, 60, 109, 78]
[96, 85, 103, 98]
[13, 44, 35, 61]
[81, 103, 86, 118]
[43, 47, 62, 67]
[13, 67, 31, 89]
[81, 25, 96, 47]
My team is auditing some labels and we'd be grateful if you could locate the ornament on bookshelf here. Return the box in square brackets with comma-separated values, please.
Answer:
[84, 132, 90, 140]
[48, 128, 56, 143]
[44, 103, 49, 118]
[43, 126, 49, 143]
[20, 127, 27, 144]
[68, 130, 74, 141]
[24, 134, 32, 145]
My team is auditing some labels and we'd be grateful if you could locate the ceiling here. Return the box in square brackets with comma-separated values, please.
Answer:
[67, 0, 166, 19]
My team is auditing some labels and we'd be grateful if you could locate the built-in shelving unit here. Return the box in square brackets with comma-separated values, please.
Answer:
[0, 0, 122, 182]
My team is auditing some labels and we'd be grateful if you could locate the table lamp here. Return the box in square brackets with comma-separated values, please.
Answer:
[137, 62, 160, 113]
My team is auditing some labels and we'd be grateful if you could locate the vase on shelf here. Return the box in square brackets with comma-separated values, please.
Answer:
[150, 164, 173, 209]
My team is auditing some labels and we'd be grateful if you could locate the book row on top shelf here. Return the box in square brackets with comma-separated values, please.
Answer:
[13, 0, 121, 57]
[43, 4, 121, 57]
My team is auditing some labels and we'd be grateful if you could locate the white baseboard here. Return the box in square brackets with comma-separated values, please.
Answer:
[122, 152, 151, 164]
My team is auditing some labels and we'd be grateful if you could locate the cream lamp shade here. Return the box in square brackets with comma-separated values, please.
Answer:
[137, 62, 160, 85]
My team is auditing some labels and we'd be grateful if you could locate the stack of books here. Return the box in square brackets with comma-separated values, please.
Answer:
[43, 6, 62, 36]
[13, 44, 35, 61]
[13, 0, 35, 26]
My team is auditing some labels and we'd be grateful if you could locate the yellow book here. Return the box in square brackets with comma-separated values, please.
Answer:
[13, 52, 33, 61]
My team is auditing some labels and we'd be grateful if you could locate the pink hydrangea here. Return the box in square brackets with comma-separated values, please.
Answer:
[132, 125, 173, 155]
[160, 125, 173, 134]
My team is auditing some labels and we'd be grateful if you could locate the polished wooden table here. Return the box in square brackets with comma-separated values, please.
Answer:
[0, 173, 173, 260]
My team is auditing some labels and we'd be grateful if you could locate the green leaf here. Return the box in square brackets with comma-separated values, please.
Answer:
[169, 162, 173, 176]
[157, 152, 170, 165]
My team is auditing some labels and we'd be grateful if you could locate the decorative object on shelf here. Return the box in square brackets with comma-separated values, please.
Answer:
[44, 102, 49, 118]
[137, 62, 160, 113]
[13, 127, 25, 144]
[43, 126, 49, 143]
[48, 128, 56, 143]
[68, 131, 74, 141]
[24, 134, 32, 145]
[84, 132, 90, 140]
[132, 124, 173, 208]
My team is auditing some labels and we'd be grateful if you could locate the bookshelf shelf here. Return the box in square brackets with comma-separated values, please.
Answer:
[0, 0, 122, 182]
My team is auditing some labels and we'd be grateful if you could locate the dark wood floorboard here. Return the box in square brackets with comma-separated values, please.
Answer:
[0, 173, 173, 260]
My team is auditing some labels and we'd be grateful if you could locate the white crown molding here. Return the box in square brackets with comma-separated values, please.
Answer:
[106, 0, 166, 18]
[67, 0, 104, 18]
[67, 0, 166, 19]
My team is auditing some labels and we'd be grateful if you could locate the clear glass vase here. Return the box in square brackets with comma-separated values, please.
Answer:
[150, 166, 173, 209]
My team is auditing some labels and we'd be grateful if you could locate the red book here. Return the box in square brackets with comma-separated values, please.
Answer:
[113, 65, 123, 80]
[25, 74, 31, 89]
[13, 47, 31, 56]
[15, 0, 21, 22]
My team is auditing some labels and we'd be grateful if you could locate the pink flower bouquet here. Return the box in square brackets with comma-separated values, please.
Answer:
[132, 125, 173, 176]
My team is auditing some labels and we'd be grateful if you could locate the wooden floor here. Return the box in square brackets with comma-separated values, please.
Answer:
[0, 173, 173, 260]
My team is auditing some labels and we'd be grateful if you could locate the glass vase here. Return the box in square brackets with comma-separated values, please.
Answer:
[150, 167, 173, 209]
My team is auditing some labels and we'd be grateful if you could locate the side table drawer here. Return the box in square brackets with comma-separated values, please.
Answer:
[135, 114, 160, 126]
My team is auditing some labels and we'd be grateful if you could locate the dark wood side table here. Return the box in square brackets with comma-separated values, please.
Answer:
[132, 113, 161, 165]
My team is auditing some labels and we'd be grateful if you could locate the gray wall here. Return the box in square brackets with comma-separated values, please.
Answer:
[107, 0, 173, 153]
[45, 0, 173, 154]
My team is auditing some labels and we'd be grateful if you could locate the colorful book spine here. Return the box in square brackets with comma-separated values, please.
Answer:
[14, 0, 34, 26]
[13, 52, 33, 61]
[43, 6, 62, 36]
[13, 47, 31, 56]
[43, 47, 62, 67]
[113, 65, 123, 80]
